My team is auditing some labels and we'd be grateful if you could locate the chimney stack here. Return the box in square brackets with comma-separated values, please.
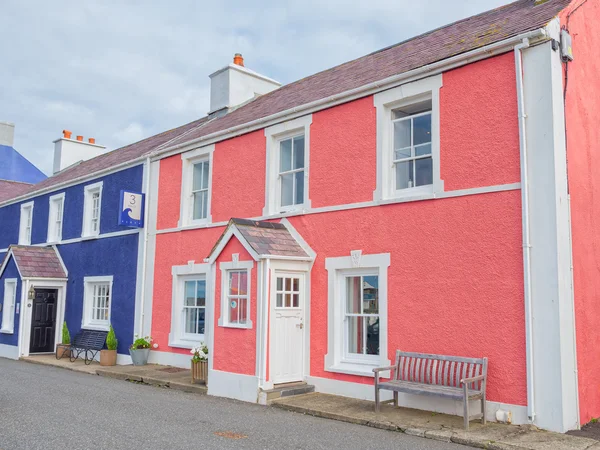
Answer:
[0, 121, 15, 147]
[53, 130, 108, 174]
[208, 53, 281, 116]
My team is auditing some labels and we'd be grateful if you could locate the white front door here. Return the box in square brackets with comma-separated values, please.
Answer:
[272, 272, 305, 384]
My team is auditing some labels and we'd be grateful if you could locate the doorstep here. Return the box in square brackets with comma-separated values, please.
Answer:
[272, 393, 600, 450]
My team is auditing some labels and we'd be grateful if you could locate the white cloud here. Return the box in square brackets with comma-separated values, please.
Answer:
[0, 0, 510, 175]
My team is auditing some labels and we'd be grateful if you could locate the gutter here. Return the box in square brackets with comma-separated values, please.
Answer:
[152, 28, 549, 160]
[138, 156, 151, 336]
[514, 38, 536, 423]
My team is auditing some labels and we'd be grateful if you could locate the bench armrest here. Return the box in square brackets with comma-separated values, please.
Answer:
[460, 375, 485, 385]
[372, 366, 395, 374]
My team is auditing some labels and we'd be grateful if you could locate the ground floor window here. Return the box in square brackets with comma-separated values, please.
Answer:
[218, 258, 253, 329]
[0, 279, 17, 334]
[170, 263, 211, 349]
[82, 276, 113, 330]
[325, 252, 390, 377]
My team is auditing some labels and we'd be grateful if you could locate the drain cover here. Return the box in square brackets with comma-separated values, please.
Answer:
[158, 367, 187, 373]
[214, 431, 248, 440]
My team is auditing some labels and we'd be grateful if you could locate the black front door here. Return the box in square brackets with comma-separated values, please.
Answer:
[29, 289, 58, 353]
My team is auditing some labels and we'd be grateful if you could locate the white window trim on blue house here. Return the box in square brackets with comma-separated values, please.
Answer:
[18, 201, 34, 245]
[0, 278, 17, 334]
[82, 275, 113, 331]
[82, 181, 103, 238]
[47, 192, 65, 243]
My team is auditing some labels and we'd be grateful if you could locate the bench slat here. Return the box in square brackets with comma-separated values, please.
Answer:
[396, 350, 486, 365]
[378, 380, 483, 400]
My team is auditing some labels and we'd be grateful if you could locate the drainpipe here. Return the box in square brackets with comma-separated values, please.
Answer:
[515, 38, 535, 423]
[138, 156, 151, 336]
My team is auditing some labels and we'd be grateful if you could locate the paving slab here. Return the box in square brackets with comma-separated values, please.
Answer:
[21, 354, 99, 375]
[272, 393, 598, 450]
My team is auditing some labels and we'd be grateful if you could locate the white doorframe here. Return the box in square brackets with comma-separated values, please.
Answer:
[18, 278, 67, 358]
[267, 260, 311, 388]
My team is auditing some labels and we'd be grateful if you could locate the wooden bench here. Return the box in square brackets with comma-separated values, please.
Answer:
[67, 329, 108, 365]
[373, 351, 488, 431]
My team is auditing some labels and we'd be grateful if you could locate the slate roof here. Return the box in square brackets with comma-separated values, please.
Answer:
[0, 180, 34, 203]
[0, 116, 210, 205]
[163, 0, 571, 150]
[2, 246, 67, 279]
[210, 218, 310, 260]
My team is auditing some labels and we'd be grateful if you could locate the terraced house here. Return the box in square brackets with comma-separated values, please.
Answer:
[1, 0, 599, 436]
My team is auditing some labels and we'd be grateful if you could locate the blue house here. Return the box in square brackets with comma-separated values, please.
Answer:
[0, 121, 202, 362]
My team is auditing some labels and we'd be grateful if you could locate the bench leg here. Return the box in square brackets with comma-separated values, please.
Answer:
[375, 387, 380, 413]
[481, 392, 487, 425]
[463, 384, 470, 431]
[393, 391, 398, 408]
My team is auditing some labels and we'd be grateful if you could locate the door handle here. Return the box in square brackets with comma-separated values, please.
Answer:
[296, 323, 304, 329]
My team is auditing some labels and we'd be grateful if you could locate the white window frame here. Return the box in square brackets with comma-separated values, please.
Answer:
[263, 115, 312, 216]
[179, 145, 214, 227]
[170, 262, 211, 349]
[373, 74, 443, 202]
[82, 181, 103, 237]
[0, 278, 17, 334]
[47, 192, 65, 243]
[218, 258, 253, 329]
[82, 275, 113, 331]
[18, 201, 34, 245]
[324, 251, 391, 377]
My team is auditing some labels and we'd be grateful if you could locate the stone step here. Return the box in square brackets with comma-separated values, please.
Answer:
[260, 382, 315, 404]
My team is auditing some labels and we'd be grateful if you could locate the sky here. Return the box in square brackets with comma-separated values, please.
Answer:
[0, 0, 511, 176]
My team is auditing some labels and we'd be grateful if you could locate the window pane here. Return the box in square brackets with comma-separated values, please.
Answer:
[202, 161, 209, 189]
[229, 272, 240, 295]
[415, 157, 433, 187]
[238, 298, 248, 324]
[292, 278, 299, 292]
[415, 143, 432, 157]
[185, 281, 196, 306]
[285, 294, 291, 308]
[281, 173, 294, 207]
[293, 136, 305, 169]
[413, 113, 432, 146]
[363, 276, 379, 314]
[193, 191, 206, 220]
[280, 139, 292, 172]
[229, 298, 239, 323]
[285, 278, 291, 291]
[185, 307, 197, 334]
[294, 171, 304, 205]
[366, 317, 380, 355]
[276, 293, 283, 308]
[196, 280, 206, 307]
[396, 160, 413, 190]
[277, 277, 283, 291]
[394, 147, 411, 161]
[193, 163, 204, 191]
[293, 294, 299, 308]
[347, 316, 365, 355]
[201, 190, 208, 219]
[239, 271, 248, 296]
[393, 120, 411, 149]
[346, 277, 361, 314]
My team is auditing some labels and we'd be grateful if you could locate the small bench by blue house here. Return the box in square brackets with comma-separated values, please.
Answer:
[56, 329, 108, 365]
[373, 351, 488, 431]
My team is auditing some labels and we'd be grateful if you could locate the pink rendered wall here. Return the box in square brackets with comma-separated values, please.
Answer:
[561, 0, 600, 425]
[441, 52, 521, 191]
[212, 238, 257, 375]
[310, 97, 377, 207]
[157, 155, 182, 230]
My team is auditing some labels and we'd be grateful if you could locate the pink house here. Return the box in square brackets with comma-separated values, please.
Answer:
[136, 0, 600, 433]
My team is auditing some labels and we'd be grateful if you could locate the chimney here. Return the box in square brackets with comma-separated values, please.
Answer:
[209, 54, 281, 116]
[53, 131, 108, 174]
[0, 121, 15, 147]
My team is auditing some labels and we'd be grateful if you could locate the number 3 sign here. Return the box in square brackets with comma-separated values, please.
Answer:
[119, 190, 145, 228]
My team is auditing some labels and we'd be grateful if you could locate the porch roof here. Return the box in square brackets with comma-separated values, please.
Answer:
[208, 218, 312, 263]
[0, 245, 67, 279]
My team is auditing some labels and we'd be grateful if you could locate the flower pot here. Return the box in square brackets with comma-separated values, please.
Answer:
[129, 348, 150, 366]
[191, 360, 208, 384]
[55, 344, 71, 360]
[100, 349, 117, 366]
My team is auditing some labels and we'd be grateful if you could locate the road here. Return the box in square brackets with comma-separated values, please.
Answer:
[0, 358, 469, 449]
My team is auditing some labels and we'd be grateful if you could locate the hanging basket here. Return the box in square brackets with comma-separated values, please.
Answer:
[191, 360, 208, 384]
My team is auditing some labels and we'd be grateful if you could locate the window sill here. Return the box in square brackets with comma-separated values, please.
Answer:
[168, 335, 205, 349]
[217, 318, 253, 330]
[82, 324, 110, 332]
[178, 216, 212, 229]
[0, 328, 14, 335]
[80, 234, 100, 240]
[325, 358, 391, 378]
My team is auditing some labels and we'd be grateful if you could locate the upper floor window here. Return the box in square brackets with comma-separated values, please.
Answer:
[179, 145, 213, 227]
[47, 193, 65, 243]
[82, 182, 103, 237]
[82, 275, 113, 330]
[263, 115, 312, 216]
[18, 201, 34, 245]
[373, 74, 442, 202]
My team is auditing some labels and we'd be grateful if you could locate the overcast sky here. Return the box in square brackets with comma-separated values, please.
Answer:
[0, 0, 510, 175]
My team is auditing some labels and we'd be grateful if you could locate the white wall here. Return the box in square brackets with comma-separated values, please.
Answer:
[53, 138, 108, 174]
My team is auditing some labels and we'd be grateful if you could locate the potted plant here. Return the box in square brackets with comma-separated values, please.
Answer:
[100, 325, 118, 366]
[191, 343, 208, 384]
[55, 321, 71, 360]
[129, 335, 152, 366]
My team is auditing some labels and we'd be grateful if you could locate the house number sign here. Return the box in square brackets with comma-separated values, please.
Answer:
[119, 190, 145, 228]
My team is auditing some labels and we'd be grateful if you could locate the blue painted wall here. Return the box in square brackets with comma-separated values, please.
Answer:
[0, 145, 47, 184]
[0, 257, 22, 347]
[0, 164, 144, 249]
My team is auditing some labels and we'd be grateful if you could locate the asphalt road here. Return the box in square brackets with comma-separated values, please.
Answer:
[0, 358, 469, 450]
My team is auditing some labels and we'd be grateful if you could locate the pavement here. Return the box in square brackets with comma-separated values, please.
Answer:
[272, 393, 600, 450]
[0, 358, 464, 450]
